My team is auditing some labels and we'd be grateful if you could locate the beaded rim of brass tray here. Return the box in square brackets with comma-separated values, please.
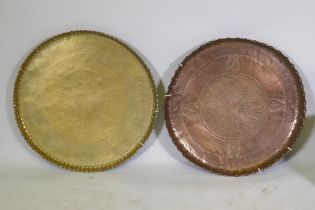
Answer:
[165, 38, 306, 176]
[13, 30, 158, 172]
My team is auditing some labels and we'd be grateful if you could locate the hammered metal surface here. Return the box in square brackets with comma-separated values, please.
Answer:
[14, 31, 157, 171]
[165, 38, 305, 176]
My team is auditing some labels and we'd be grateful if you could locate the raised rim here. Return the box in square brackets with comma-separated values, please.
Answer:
[13, 30, 158, 172]
[165, 38, 306, 176]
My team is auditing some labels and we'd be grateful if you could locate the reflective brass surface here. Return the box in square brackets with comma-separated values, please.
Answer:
[14, 31, 157, 171]
[165, 38, 305, 176]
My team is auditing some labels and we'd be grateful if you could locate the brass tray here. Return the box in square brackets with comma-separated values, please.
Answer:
[14, 31, 157, 171]
[165, 38, 305, 176]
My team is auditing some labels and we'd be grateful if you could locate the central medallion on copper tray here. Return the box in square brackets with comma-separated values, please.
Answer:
[183, 56, 269, 141]
[166, 39, 305, 176]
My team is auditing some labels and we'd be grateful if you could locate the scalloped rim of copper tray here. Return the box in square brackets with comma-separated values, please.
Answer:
[13, 30, 158, 172]
[165, 38, 306, 176]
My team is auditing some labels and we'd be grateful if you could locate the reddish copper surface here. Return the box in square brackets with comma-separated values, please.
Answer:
[165, 38, 305, 176]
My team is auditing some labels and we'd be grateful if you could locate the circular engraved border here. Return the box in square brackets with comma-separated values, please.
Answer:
[13, 30, 158, 172]
[178, 58, 281, 159]
[165, 38, 306, 176]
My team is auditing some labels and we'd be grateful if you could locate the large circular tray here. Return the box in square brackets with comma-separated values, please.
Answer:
[14, 31, 157, 171]
[165, 38, 305, 176]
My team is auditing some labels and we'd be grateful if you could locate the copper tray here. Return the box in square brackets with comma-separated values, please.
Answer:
[14, 31, 157, 171]
[165, 38, 305, 176]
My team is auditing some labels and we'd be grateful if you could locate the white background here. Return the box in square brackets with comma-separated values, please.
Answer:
[1, 0, 315, 209]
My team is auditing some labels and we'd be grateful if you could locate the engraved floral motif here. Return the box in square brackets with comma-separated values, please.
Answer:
[227, 141, 240, 158]
[225, 56, 240, 72]
[180, 102, 200, 114]
[269, 97, 286, 112]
